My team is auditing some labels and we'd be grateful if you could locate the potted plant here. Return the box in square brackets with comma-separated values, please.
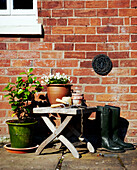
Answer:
[41, 72, 72, 105]
[3, 68, 43, 149]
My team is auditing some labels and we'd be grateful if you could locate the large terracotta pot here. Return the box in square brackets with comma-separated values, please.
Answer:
[47, 84, 72, 105]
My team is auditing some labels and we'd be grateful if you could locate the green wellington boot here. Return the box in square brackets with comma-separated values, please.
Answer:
[105, 105, 135, 150]
[97, 106, 125, 153]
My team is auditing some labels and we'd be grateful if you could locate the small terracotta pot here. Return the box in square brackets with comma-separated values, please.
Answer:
[47, 84, 72, 105]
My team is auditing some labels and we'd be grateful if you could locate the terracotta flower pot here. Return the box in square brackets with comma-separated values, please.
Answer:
[47, 84, 72, 105]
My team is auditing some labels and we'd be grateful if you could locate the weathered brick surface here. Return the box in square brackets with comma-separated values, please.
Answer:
[0, 0, 137, 142]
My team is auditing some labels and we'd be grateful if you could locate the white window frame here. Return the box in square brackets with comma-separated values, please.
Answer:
[0, 0, 42, 35]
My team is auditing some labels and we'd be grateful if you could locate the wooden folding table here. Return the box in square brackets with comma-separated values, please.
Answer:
[33, 106, 97, 158]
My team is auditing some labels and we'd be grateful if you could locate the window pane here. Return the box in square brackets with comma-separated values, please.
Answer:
[0, 0, 7, 9]
[13, 0, 33, 9]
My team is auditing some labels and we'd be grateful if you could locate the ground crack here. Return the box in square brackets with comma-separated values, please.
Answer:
[55, 153, 65, 170]
[117, 156, 127, 170]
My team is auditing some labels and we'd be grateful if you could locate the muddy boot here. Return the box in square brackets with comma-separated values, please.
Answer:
[105, 105, 135, 150]
[97, 106, 125, 153]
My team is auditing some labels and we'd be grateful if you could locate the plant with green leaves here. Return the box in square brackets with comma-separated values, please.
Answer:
[3, 68, 43, 122]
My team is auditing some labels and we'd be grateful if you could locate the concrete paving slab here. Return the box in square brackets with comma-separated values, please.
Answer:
[0, 143, 137, 170]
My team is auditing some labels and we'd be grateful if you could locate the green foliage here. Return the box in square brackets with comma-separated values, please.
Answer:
[3, 68, 43, 121]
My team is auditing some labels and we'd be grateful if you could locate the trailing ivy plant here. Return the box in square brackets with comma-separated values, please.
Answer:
[3, 68, 43, 122]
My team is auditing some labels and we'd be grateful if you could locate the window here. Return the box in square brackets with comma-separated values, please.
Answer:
[0, 0, 41, 34]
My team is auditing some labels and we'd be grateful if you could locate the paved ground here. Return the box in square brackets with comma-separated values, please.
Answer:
[0, 143, 137, 170]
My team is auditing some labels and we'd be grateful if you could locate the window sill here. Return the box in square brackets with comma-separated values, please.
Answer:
[0, 24, 42, 35]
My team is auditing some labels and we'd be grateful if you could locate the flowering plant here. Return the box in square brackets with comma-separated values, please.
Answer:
[3, 68, 43, 121]
[41, 72, 71, 85]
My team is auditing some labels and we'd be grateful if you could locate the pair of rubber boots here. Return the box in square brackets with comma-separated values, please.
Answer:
[97, 105, 135, 152]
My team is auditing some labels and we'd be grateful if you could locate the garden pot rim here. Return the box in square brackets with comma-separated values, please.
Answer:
[46, 84, 73, 86]
[6, 119, 38, 126]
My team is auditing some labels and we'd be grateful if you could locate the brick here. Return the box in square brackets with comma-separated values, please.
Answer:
[120, 60, 137, 67]
[119, 9, 137, 16]
[119, 43, 130, 50]
[131, 52, 137, 58]
[87, 35, 107, 42]
[0, 101, 11, 109]
[0, 59, 10, 67]
[120, 26, 129, 34]
[46, 19, 56, 26]
[54, 43, 74, 51]
[41, 52, 63, 59]
[0, 37, 18, 42]
[64, 52, 85, 59]
[38, 10, 51, 17]
[109, 35, 129, 42]
[102, 18, 123, 25]
[97, 26, 118, 34]
[112, 60, 118, 67]
[91, 18, 101, 26]
[0, 77, 10, 84]
[96, 94, 118, 102]
[20, 38, 40, 42]
[51, 69, 72, 76]
[30, 42, 52, 50]
[131, 86, 137, 93]
[52, 10, 73, 17]
[0, 43, 6, 50]
[52, 27, 73, 34]
[102, 77, 118, 84]
[108, 0, 130, 8]
[97, 43, 118, 51]
[18, 51, 40, 59]
[5, 68, 28, 76]
[97, 9, 118, 17]
[85, 86, 106, 93]
[12, 60, 33, 67]
[34, 60, 55, 67]
[44, 35, 63, 42]
[131, 35, 137, 42]
[68, 18, 90, 26]
[131, 69, 137, 75]
[119, 94, 137, 101]
[107, 86, 129, 93]
[75, 44, 96, 51]
[86, 1, 107, 8]
[131, 0, 137, 8]
[32, 68, 50, 76]
[129, 26, 137, 34]
[8, 43, 29, 50]
[131, 43, 137, 50]
[0, 51, 17, 59]
[57, 19, 67, 26]
[79, 77, 99, 84]
[56, 60, 78, 67]
[65, 35, 85, 42]
[73, 69, 95, 76]
[108, 52, 129, 59]
[75, 9, 96, 17]
[84, 94, 94, 101]
[64, 1, 84, 8]
[43, 26, 51, 34]
[124, 18, 130, 25]
[131, 18, 137, 25]
[86, 52, 107, 59]
[80, 61, 92, 68]
[42, 1, 62, 9]
[120, 77, 137, 84]
[0, 69, 5, 75]
[0, 110, 6, 117]
[110, 68, 129, 76]
[130, 103, 137, 111]
[75, 27, 96, 34]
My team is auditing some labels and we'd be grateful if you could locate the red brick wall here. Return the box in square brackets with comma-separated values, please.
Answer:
[0, 0, 137, 143]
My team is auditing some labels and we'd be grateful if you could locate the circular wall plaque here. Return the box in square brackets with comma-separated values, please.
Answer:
[92, 54, 112, 76]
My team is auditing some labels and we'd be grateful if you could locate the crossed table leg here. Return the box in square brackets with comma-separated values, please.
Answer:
[35, 115, 80, 158]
